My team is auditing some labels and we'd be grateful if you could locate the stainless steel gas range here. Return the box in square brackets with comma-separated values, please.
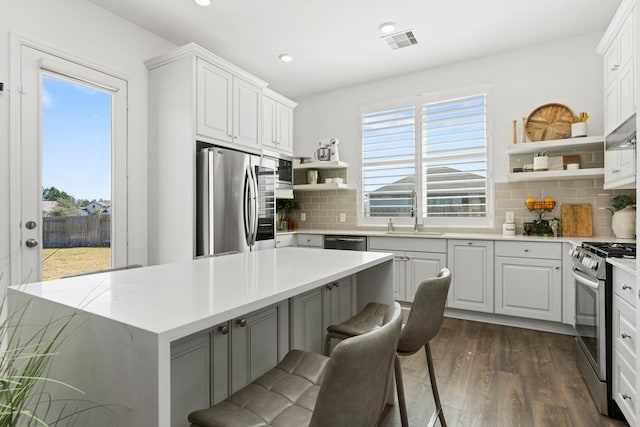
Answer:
[569, 242, 635, 418]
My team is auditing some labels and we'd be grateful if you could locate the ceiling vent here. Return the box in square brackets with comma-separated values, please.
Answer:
[382, 30, 418, 50]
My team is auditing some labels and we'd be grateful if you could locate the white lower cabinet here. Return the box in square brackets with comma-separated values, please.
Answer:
[494, 256, 562, 321]
[290, 276, 356, 353]
[369, 237, 446, 303]
[170, 301, 288, 427]
[494, 241, 562, 322]
[447, 240, 495, 313]
[296, 233, 323, 248]
[612, 265, 637, 425]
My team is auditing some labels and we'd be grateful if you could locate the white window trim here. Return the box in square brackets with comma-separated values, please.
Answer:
[357, 84, 494, 229]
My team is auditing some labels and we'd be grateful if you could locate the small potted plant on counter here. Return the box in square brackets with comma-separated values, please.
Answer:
[276, 199, 300, 231]
[607, 195, 635, 239]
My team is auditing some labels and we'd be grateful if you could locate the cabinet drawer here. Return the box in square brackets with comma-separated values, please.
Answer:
[614, 352, 637, 426]
[276, 234, 294, 248]
[614, 294, 637, 364]
[613, 266, 636, 308]
[368, 236, 446, 253]
[495, 241, 561, 259]
[297, 234, 323, 247]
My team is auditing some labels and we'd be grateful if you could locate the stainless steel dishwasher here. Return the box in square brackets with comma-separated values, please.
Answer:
[323, 235, 367, 251]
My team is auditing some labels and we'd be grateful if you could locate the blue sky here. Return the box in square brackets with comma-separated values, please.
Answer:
[42, 75, 111, 201]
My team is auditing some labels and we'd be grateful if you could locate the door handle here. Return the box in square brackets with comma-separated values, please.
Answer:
[25, 239, 38, 248]
[25, 221, 37, 230]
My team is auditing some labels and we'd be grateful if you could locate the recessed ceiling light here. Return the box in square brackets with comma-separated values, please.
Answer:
[279, 54, 293, 63]
[379, 22, 396, 34]
[193, 0, 210, 6]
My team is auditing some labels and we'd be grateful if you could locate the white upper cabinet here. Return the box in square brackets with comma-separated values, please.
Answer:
[262, 88, 296, 156]
[197, 58, 262, 151]
[598, 0, 636, 135]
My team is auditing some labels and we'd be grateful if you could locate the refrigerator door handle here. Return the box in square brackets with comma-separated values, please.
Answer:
[249, 166, 259, 246]
[243, 166, 253, 246]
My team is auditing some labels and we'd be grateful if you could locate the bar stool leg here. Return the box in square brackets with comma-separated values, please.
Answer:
[425, 342, 446, 427]
[394, 354, 409, 427]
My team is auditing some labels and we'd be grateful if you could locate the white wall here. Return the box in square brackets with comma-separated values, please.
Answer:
[293, 32, 605, 187]
[0, 0, 175, 287]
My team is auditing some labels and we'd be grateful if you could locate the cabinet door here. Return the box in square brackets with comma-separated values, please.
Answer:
[196, 59, 233, 142]
[171, 333, 211, 427]
[290, 288, 324, 354]
[323, 277, 354, 327]
[233, 77, 261, 150]
[277, 103, 294, 154]
[231, 304, 280, 393]
[604, 79, 619, 135]
[405, 251, 447, 303]
[262, 95, 277, 150]
[495, 256, 561, 322]
[370, 249, 406, 301]
[447, 240, 494, 313]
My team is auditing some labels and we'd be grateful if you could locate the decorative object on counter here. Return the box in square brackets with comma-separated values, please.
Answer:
[571, 111, 589, 137]
[296, 157, 312, 164]
[512, 120, 518, 144]
[525, 103, 575, 141]
[533, 152, 549, 171]
[276, 199, 300, 231]
[306, 169, 319, 184]
[549, 218, 560, 237]
[561, 203, 593, 237]
[503, 211, 515, 236]
[607, 195, 636, 239]
[387, 218, 394, 232]
[525, 198, 558, 236]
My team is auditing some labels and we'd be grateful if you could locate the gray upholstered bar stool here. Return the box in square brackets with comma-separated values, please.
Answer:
[324, 268, 451, 427]
[188, 302, 402, 427]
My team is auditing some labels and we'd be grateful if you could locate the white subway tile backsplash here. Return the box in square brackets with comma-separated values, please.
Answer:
[285, 181, 633, 237]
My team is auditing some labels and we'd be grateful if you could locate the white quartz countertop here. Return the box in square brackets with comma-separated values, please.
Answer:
[607, 257, 637, 274]
[283, 229, 636, 247]
[9, 248, 393, 342]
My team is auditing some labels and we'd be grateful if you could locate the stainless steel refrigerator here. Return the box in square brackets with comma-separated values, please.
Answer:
[196, 146, 276, 257]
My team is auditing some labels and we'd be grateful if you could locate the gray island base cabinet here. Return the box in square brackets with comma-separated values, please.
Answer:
[7, 248, 393, 427]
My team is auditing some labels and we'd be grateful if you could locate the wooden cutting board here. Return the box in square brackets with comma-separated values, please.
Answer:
[561, 203, 592, 237]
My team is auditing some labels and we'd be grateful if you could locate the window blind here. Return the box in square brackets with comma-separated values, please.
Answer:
[421, 93, 487, 217]
[361, 105, 416, 217]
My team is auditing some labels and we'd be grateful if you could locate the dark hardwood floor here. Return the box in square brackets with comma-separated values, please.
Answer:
[379, 317, 630, 427]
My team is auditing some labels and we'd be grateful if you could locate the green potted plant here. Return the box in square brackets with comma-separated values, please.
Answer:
[276, 199, 300, 231]
[608, 195, 635, 239]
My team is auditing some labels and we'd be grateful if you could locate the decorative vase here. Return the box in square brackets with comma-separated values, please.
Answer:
[611, 206, 636, 239]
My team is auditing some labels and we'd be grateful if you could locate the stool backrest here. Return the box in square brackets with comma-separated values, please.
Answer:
[397, 268, 451, 354]
[309, 302, 402, 427]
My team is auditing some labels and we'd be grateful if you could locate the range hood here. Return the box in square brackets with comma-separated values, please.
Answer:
[606, 113, 636, 151]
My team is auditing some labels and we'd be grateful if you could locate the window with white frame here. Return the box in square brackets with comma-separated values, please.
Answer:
[360, 89, 490, 227]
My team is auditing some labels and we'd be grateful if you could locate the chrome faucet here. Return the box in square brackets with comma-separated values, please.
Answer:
[411, 190, 422, 232]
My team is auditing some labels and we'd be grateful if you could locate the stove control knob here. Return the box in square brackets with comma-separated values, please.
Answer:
[568, 248, 575, 257]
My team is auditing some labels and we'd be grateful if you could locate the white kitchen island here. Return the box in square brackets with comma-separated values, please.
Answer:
[8, 248, 393, 427]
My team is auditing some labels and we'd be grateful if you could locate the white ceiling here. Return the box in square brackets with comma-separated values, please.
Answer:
[89, 0, 622, 99]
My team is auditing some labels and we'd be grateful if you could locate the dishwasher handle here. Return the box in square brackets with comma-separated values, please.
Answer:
[325, 237, 366, 243]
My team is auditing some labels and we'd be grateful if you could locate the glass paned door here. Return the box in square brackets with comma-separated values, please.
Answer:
[40, 75, 113, 280]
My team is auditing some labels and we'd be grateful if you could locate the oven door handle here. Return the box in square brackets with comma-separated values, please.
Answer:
[571, 268, 600, 291]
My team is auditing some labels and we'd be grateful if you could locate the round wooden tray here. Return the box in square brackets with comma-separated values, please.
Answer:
[525, 103, 576, 141]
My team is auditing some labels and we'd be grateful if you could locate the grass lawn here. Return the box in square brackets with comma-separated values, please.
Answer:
[42, 247, 111, 281]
